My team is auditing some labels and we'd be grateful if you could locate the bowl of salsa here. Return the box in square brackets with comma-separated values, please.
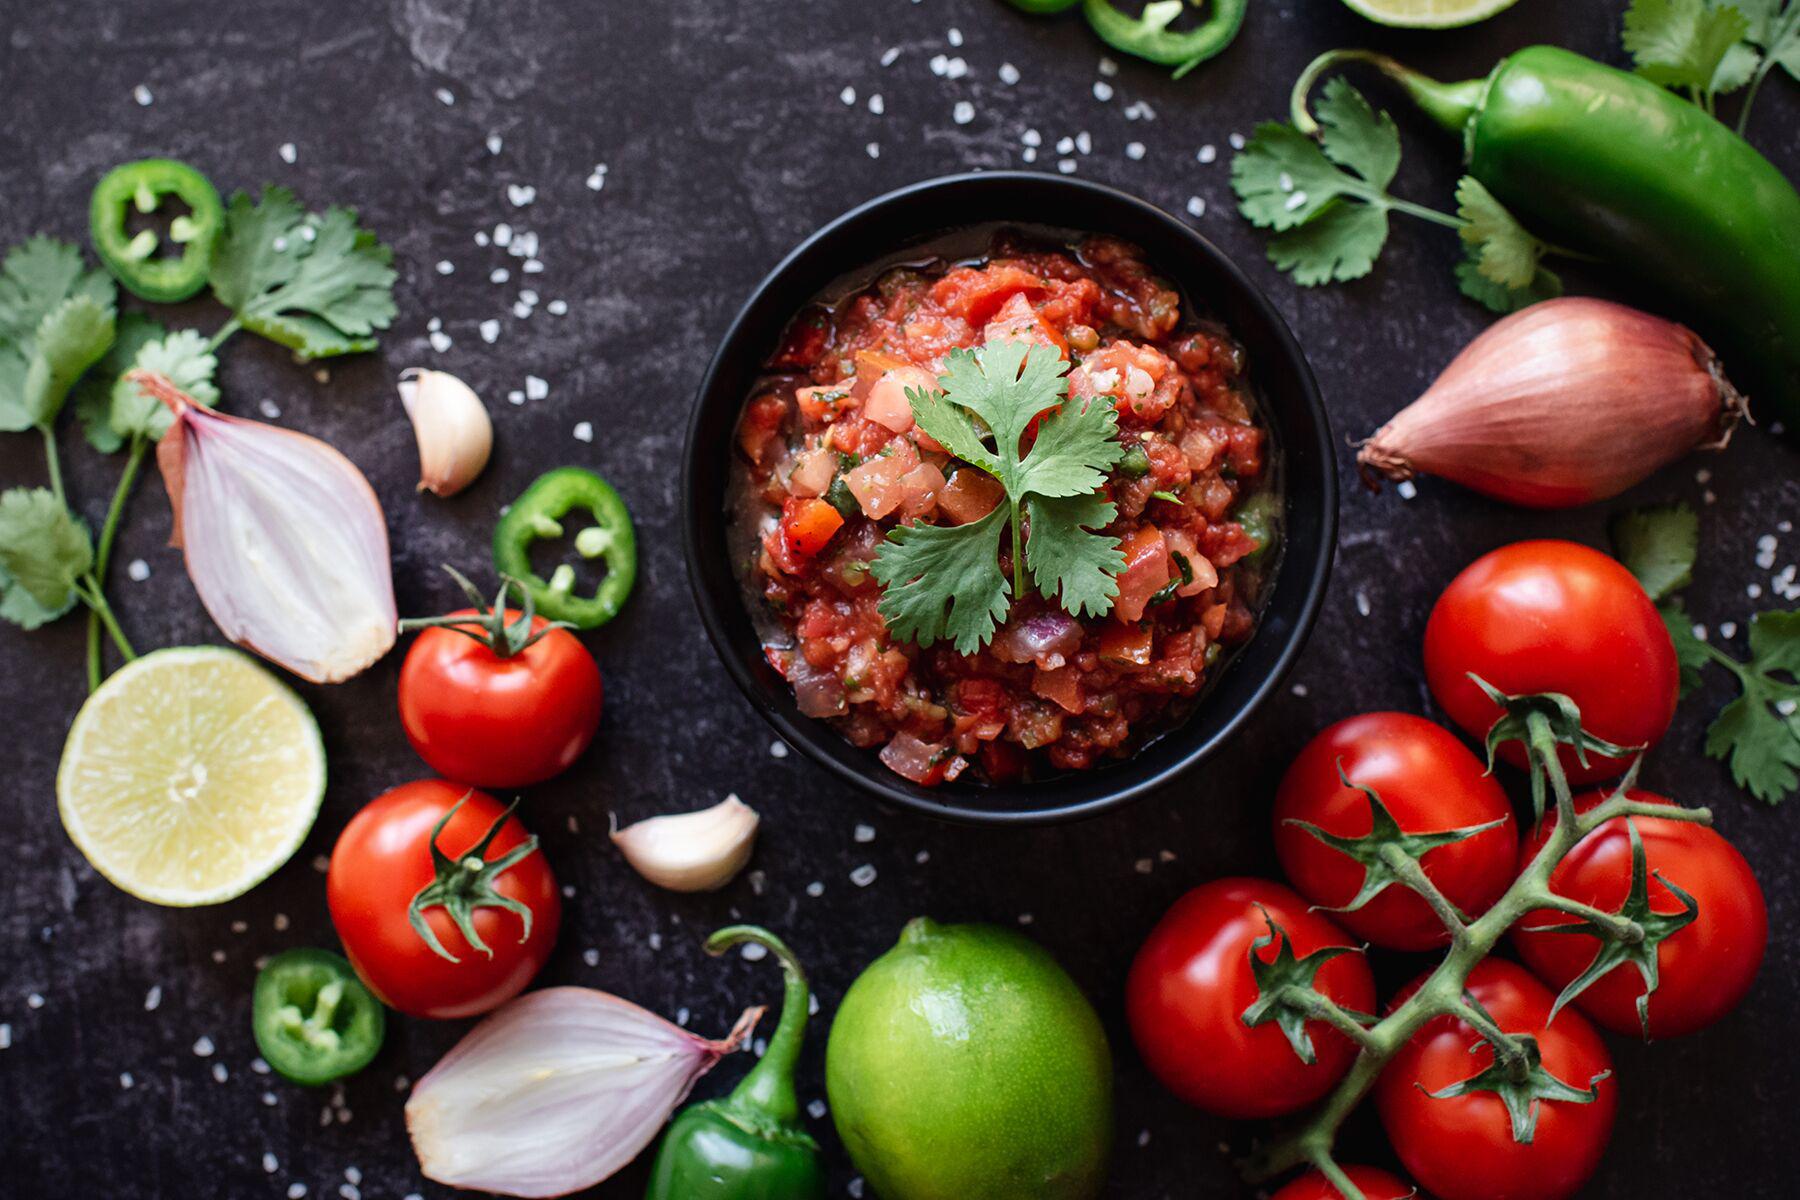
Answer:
[684, 173, 1335, 824]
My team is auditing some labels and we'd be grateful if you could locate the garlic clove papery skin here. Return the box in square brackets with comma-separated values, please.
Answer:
[610, 795, 760, 893]
[398, 368, 493, 497]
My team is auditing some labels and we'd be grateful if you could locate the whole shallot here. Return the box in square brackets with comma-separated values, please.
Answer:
[1358, 298, 1747, 508]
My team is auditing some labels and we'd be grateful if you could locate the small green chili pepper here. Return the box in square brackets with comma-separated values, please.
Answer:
[251, 949, 385, 1087]
[88, 158, 224, 302]
[493, 467, 637, 629]
[645, 927, 825, 1200]
[1293, 46, 1800, 427]
[1006, 0, 1083, 12]
[1118, 444, 1151, 477]
[1083, 0, 1247, 79]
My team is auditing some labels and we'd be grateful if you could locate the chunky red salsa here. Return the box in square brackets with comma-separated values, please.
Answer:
[732, 231, 1276, 787]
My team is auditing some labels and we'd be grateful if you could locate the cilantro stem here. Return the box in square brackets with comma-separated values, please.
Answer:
[1737, 8, 1800, 136]
[85, 438, 148, 691]
[1383, 195, 1465, 230]
[76, 578, 135, 662]
[206, 317, 242, 355]
[1008, 501, 1026, 600]
[41, 427, 67, 508]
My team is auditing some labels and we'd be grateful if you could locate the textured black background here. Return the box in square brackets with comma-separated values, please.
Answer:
[2, 1, 1797, 1197]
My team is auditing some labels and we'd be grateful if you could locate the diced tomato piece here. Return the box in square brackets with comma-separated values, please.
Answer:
[895, 462, 947, 521]
[737, 392, 789, 466]
[1098, 621, 1154, 668]
[981, 292, 1068, 359]
[1112, 526, 1171, 623]
[787, 446, 838, 497]
[851, 351, 911, 400]
[1033, 665, 1085, 715]
[1200, 519, 1258, 567]
[769, 309, 832, 369]
[931, 264, 1047, 327]
[880, 732, 951, 786]
[1163, 529, 1219, 597]
[796, 383, 854, 425]
[903, 313, 974, 363]
[842, 441, 922, 520]
[864, 366, 936, 433]
[938, 468, 1004, 525]
[1224, 423, 1265, 479]
[781, 497, 846, 558]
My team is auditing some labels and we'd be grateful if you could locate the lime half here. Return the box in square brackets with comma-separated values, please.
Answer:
[58, 646, 326, 906]
[1341, 0, 1518, 27]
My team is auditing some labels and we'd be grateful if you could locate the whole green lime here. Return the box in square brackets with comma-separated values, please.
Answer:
[825, 918, 1113, 1200]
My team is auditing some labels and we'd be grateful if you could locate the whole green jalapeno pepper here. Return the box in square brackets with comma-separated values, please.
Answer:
[1293, 46, 1800, 428]
[89, 158, 224, 302]
[1083, 0, 1247, 78]
[644, 927, 826, 1200]
[492, 466, 637, 629]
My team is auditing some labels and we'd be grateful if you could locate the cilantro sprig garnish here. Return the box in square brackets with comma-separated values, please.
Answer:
[1230, 78, 1561, 313]
[1623, 0, 1799, 133]
[869, 340, 1125, 655]
[1612, 502, 1800, 805]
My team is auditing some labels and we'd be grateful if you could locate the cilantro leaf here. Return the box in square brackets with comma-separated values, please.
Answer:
[74, 312, 166, 452]
[1025, 493, 1123, 618]
[0, 486, 94, 629]
[1455, 178, 1550, 291]
[0, 238, 117, 432]
[870, 340, 1127, 651]
[111, 330, 219, 442]
[1270, 201, 1390, 285]
[1625, 0, 1752, 94]
[870, 506, 1012, 655]
[1610, 503, 1699, 602]
[1454, 256, 1563, 314]
[1704, 610, 1800, 803]
[1232, 79, 1399, 235]
[1660, 603, 1712, 695]
[209, 187, 397, 361]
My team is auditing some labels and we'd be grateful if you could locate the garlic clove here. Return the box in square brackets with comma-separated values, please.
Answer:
[398, 368, 493, 497]
[610, 795, 760, 893]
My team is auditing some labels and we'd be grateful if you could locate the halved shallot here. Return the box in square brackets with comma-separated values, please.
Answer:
[138, 370, 398, 683]
[406, 986, 759, 1197]
[1357, 298, 1747, 509]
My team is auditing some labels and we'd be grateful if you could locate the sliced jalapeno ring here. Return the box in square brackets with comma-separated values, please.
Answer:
[89, 158, 224, 303]
[1082, 0, 1247, 78]
[493, 467, 638, 629]
[251, 948, 385, 1087]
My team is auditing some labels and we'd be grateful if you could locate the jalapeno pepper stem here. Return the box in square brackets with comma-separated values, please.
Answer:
[704, 925, 811, 1126]
[1290, 49, 1482, 139]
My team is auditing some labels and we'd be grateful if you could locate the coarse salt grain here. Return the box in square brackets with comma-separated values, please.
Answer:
[916, 850, 930, 864]
[741, 942, 769, 962]
[548, 299, 569, 315]
[263, 1153, 278, 1174]
[193, 1036, 214, 1057]
[435, 260, 454, 275]
[1134, 858, 1153, 874]
[212, 1062, 228, 1083]
[1022, 128, 1042, 147]
[490, 267, 510, 284]
[808, 1099, 827, 1119]
[523, 258, 544, 273]
[507, 184, 537, 207]
[278, 143, 297, 164]
[1076, 131, 1092, 154]
[435, 87, 455, 106]
[947, 27, 963, 47]
[127, 558, 150, 581]
[1198, 144, 1217, 163]
[850, 864, 878, 887]
[0, 1024, 10, 1050]
[526, 375, 549, 401]
[1186, 196, 1206, 218]
[252, 1057, 270, 1074]
[840, 85, 857, 105]
[867, 142, 881, 159]
[428, 330, 452, 354]
[1058, 159, 1078, 174]
[999, 62, 1020, 85]
[493, 222, 513, 247]
[1125, 141, 1146, 160]
[881, 47, 901, 67]
[806, 881, 825, 897]
[507, 390, 524, 406]
[770, 740, 789, 758]
[573, 421, 594, 443]
[288, 1185, 308, 1199]
[1293, 683, 1310, 697]
[1094, 81, 1114, 101]
[134, 84, 153, 106]
[487, 134, 503, 155]
[479, 319, 500, 344]
[854, 823, 876, 843]
[869, 94, 885, 115]
[1229, 132, 1246, 149]
[953, 101, 975, 125]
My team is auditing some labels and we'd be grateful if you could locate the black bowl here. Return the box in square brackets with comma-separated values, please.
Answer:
[683, 172, 1335, 826]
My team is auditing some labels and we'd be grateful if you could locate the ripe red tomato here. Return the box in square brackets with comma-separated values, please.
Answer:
[1376, 960, 1616, 1200]
[1274, 713, 1517, 951]
[327, 780, 561, 1020]
[1270, 1166, 1418, 1200]
[1423, 541, 1677, 785]
[398, 609, 602, 788]
[1126, 877, 1376, 1119]
[1512, 788, 1766, 1038]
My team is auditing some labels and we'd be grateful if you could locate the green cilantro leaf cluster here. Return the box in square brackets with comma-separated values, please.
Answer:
[1623, 0, 1799, 131]
[870, 340, 1126, 655]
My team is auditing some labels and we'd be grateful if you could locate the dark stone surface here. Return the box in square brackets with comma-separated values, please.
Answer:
[2, 1, 1796, 1197]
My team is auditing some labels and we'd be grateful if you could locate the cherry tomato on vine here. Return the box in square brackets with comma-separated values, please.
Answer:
[327, 780, 561, 1020]
[1376, 959, 1616, 1200]
[1126, 877, 1376, 1119]
[1274, 713, 1517, 951]
[1423, 541, 1677, 785]
[1270, 1166, 1418, 1200]
[1512, 788, 1766, 1039]
[398, 588, 603, 789]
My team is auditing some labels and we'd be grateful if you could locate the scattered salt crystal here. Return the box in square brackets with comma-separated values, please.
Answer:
[1159, 850, 1177, 863]
[231, 920, 247, 934]
[582, 948, 600, 967]
[1185, 196, 1206, 218]
[1057, 136, 1075, 154]
[428, 330, 452, 354]
[273, 913, 290, 932]
[741, 942, 769, 962]
[339, 1186, 360, 1200]
[869, 94, 885, 115]
[394, 1074, 410, 1091]
[1356, 591, 1371, 616]
[262, 1091, 278, 1106]
[840, 85, 857, 106]
[1125, 142, 1146, 160]
[345, 1169, 362, 1186]
[866, 142, 881, 159]
[288, 1185, 307, 1199]
[475, 231, 490, 247]
[1198, 144, 1217, 164]
[915, 850, 930, 864]
[278, 143, 297, 164]
[1138, 1130, 1152, 1148]
[1076, 131, 1092, 154]
[121, 1071, 134, 1088]
[435, 88, 455, 106]
[1696, 468, 1712, 483]
[649, 932, 663, 950]
[808, 1099, 827, 1119]
[947, 27, 963, 47]
[211, 1062, 228, 1083]
[435, 260, 454, 275]
[676, 1007, 690, 1026]
[507, 390, 524, 406]
[493, 222, 514, 247]
[850, 1177, 866, 1198]
[486, 134, 503, 155]
[133, 84, 153, 106]
[479, 319, 500, 344]
[953, 101, 975, 125]
[193, 1036, 215, 1057]
[1229, 132, 1246, 149]
[427, 317, 442, 332]
[127, 559, 150, 582]
[0, 1024, 10, 1050]
[26, 993, 43, 1009]
[1134, 858, 1153, 874]
[507, 184, 537, 207]
[1124, 100, 1156, 121]
[1022, 147, 1037, 163]
[526, 375, 549, 401]
[806, 881, 825, 897]
[1094, 80, 1114, 102]
[881, 47, 901, 67]
[1396, 480, 1419, 500]
[1778, 698, 1797, 716]
[999, 62, 1020, 85]
[945, 57, 969, 79]
[523, 258, 544, 274]
[573, 421, 594, 443]
[1720, 621, 1738, 639]
[1019, 913, 1034, 925]
[262, 1153, 278, 1174]
[519, 289, 539, 306]
[1694, 624, 1709, 641]
[1748, 583, 1763, 598]
[490, 267, 511, 284]
[1293, 683, 1310, 697]
[853, 823, 876, 843]
[1058, 159, 1077, 174]
[1022, 129, 1042, 148]
[252, 1057, 270, 1074]
[547, 299, 569, 315]
[770, 740, 789, 758]
[561, 884, 576, 899]
[1285, 191, 1309, 211]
